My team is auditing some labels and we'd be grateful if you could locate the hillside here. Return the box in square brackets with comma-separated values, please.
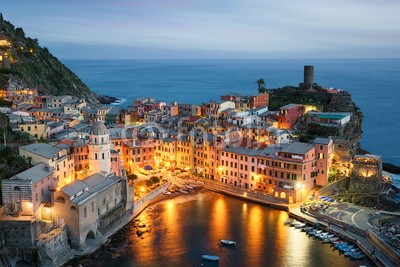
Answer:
[0, 13, 116, 105]
[266, 85, 364, 145]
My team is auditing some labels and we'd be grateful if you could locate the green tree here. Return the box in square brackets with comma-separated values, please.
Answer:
[256, 78, 266, 89]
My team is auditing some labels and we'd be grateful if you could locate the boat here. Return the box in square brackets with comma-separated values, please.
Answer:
[186, 184, 194, 189]
[347, 252, 365, 260]
[180, 189, 189, 194]
[201, 255, 219, 261]
[283, 219, 292, 225]
[220, 239, 236, 246]
[163, 191, 171, 195]
[295, 222, 306, 229]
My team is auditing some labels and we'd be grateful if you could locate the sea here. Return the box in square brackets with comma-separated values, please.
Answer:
[68, 190, 373, 267]
[63, 58, 400, 165]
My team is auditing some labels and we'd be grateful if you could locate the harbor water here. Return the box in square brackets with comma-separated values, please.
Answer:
[69, 190, 373, 267]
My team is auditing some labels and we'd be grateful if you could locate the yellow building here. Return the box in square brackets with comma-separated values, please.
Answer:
[19, 123, 49, 139]
[19, 143, 75, 187]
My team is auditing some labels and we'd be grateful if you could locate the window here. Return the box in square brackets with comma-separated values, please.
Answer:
[84, 207, 87, 218]
[95, 153, 98, 160]
[91, 202, 95, 213]
[102, 153, 105, 160]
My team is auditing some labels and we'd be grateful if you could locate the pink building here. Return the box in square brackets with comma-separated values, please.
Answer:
[1, 163, 55, 216]
[278, 104, 304, 129]
[250, 92, 269, 108]
[314, 137, 333, 187]
[216, 141, 323, 203]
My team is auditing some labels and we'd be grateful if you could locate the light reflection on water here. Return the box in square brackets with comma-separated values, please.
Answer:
[88, 190, 373, 267]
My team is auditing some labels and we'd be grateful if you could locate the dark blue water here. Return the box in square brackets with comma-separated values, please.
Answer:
[63, 59, 400, 165]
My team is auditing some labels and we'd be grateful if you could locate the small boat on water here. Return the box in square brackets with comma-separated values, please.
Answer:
[163, 191, 171, 195]
[220, 239, 236, 246]
[295, 222, 306, 229]
[283, 219, 292, 225]
[180, 189, 189, 194]
[186, 184, 194, 189]
[201, 255, 219, 261]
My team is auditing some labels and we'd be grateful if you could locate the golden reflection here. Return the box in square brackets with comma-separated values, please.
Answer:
[283, 225, 312, 266]
[161, 199, 184, 257]
[275, 210, 288, 257]
[246, 205, 264, 267]
[209, 197, 228, 241]
[242, 203, 248, 218]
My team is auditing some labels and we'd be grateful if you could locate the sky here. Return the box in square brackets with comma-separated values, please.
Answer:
[1, 0, 400, 59]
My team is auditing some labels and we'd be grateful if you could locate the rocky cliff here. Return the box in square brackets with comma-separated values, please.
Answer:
[0, 14, 116, 105]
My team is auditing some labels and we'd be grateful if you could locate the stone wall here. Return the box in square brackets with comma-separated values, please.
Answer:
[2, 220, 34, 248]
[37, 225, 73, 266]
[318, 176, 350, 195]
[98, 202, 126, 233]
[368, 230, 400, 266]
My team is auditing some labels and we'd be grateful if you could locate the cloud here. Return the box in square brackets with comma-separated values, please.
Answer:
[1, 0, 400, 58]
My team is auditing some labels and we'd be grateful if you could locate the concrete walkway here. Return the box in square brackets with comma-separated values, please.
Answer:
[290, 207, 398, 267]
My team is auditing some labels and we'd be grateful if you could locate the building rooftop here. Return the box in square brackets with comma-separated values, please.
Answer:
[308, 111, 352, 120]
[9, 163, 54, 184]
[61, 173, 121, 205]
[314, 137, 332, 145]
[20, 143, 62, 159]
[280, 103, 301, 110]
[281, 142, 314, 155]
[90, 121, 108, 135]
[61, 180, 88, 197]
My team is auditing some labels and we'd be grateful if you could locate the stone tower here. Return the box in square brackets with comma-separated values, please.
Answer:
[88, 121, 111, 176]
[299, 65, 315, 89]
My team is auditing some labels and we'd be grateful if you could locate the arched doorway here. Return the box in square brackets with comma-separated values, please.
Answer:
[275, 192, 279, 198]
[86, 231, 95, 241]
[280, 192, 286, 199]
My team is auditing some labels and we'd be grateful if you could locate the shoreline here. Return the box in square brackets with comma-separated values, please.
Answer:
[66, 180, 398, 267]
[63, 183, 170, 266]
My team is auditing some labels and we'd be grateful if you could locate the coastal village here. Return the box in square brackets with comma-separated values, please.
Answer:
[1, 23, 400, 266]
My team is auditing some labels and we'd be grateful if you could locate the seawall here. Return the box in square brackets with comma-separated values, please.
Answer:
[186, 176, 289, 209]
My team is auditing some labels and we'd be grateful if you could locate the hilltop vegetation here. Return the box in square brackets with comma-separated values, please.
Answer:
[0, 13, 116, 105]
[0, 113, 32, 180]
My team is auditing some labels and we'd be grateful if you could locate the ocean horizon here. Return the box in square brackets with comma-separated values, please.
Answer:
[63, 58, 400, 166]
